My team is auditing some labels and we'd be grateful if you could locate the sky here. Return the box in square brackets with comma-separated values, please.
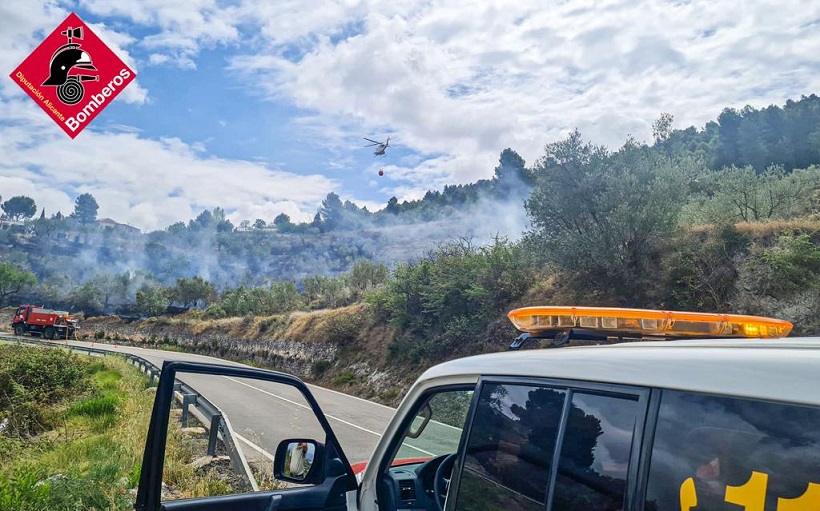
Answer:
[1, 0, 819, 232]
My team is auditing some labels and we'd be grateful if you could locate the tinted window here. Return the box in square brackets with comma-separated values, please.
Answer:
[454, 383, 566, 511]
[551, 392, 639, 510]
[645, 390, 820, 511]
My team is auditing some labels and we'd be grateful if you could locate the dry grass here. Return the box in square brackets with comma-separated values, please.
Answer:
[282, 304, 369, 342]
[686, 218, 820, 237]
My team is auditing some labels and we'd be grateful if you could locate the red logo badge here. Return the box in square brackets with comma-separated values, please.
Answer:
[9, 13, 136, 139]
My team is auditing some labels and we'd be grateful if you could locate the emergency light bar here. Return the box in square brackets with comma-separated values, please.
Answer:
[508, 306, 793, 339]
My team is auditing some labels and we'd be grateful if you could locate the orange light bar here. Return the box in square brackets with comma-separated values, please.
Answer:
[508, 306, 793, 339]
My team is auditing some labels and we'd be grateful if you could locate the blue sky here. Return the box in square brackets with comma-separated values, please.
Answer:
[1, 1, 819, 231]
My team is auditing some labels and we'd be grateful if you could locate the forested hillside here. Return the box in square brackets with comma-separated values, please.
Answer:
[0, 95, 818, 330]
[659, 94, 820, 171]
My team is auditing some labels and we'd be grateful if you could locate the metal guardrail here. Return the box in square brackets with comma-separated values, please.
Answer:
[0, 333, 257, 491]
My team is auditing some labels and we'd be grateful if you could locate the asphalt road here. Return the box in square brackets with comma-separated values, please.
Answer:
[1, 335, 461, 470]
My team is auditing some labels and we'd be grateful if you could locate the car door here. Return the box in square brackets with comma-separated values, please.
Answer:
[135, 360, 358, 511]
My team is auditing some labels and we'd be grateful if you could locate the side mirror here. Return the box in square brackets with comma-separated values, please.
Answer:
[406, 403, 432, 439]
[275, 439, 324, 484]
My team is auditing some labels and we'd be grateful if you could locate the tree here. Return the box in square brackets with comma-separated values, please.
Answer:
[69, 281, 104, 315]
[386, 196, 400, 215]
[493, 148, 530, 192]
[1, 196, 37, 221]
[703, 165, 817, 223]
[190, 209, 213, 230]
[72, 193, 99, 225]
[169, 276, 216, 308]
[216, 219, 235, 233]
[525, 131, 697, 298]
[273, 213, 291, 229]
[345, 260, 389, 298]
[652, 113, 674, 145]
[212, 207, 226, 223]
[89, 272, 132, 310]
[319, 192, 345, 230]
[310, 212, 323, 229]
[167, 221, 186, 233]
[116, 271, 134, 301]
[136, 284, 169, 316]
[0, 263, 37, 304]
[253, 219, 267, 230]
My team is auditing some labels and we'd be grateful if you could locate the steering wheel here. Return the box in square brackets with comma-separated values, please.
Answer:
[433, 454, 458, 511]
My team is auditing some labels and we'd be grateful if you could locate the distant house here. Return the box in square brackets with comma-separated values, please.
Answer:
[96, 218, 141, 234]
[0, 218, 26, 230]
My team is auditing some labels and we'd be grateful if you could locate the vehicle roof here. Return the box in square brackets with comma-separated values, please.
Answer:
[417, 337, 820, 407]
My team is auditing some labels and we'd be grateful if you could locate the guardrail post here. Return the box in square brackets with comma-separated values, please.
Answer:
[207, 414, 222, 456]
[181, 394, 197, 427]
[149, 369, 156, 387]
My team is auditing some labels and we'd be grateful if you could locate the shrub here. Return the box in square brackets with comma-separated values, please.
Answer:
[311, 360, 331, 377]
[332, 372, 355, 385]
[0, 346, 90, 437]
[661, 225, 751, 310]
[740, 231, 820, 299]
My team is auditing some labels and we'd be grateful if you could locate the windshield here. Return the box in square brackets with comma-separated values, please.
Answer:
[393, 390, 473, 462]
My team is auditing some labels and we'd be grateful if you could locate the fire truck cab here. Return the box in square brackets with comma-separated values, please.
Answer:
[12, 304, 77, 339]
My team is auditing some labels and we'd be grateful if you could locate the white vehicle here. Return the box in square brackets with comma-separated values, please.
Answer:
[134, 306, 820, 511]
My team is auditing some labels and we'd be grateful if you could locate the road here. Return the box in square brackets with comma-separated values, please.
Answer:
[1, 335, 461, 471]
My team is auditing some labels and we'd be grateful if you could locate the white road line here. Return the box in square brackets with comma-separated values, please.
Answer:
[225, 376, 384, 437]
[234, 432, 276, 462]
[223, 376, 436, 457]
[307, 383, 396, 412]
[398, 443, 436, 457]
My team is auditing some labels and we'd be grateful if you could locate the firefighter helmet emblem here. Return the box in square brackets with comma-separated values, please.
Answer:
[41, 26, 98, 105]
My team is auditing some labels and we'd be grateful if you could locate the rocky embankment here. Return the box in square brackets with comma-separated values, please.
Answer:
[78, 304, 416, 406]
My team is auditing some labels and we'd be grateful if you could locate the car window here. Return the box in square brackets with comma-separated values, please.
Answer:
[393, 389, 474, 462]
[551, 392, 640, 511]
[644, 390, 820, 511]
[453, 383, 566, 511]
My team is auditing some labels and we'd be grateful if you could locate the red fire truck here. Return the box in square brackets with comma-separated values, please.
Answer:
[11, 304, 77, 339]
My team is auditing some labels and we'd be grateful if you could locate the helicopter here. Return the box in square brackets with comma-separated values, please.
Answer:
[363, 136, 395, 157]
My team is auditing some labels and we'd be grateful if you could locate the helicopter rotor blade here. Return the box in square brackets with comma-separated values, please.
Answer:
[363, 137, 381, 144]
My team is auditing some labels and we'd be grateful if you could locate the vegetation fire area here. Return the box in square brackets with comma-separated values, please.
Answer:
[0, 97, 819, 405]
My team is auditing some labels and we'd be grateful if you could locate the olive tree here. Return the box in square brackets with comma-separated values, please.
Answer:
[525, 131, 698, 297]
[0, 263, 37, 304]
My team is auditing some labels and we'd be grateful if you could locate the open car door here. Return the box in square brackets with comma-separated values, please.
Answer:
[135, 361, 358, 511]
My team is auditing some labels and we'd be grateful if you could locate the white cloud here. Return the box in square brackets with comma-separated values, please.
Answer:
[4, 0, 820, 219]
[148, 53, 170, 65]
[224, 0, 820, 198]
[80, 0, 240, 68]
[0, 116, 339, 231]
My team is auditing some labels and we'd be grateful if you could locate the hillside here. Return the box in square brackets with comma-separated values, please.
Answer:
[70, 220, 820, 405]
[0, 149, 531, 313]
